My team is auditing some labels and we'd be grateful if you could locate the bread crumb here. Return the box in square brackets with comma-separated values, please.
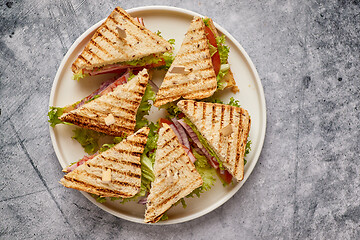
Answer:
[231, 86, 239, 93]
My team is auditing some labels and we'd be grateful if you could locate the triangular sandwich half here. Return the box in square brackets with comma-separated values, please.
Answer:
[144, 123, 203, 223]
[60, 68, 149, 137]
[154, 16, 217, 107]
[72, 6, 173, 79]
[177, 100, 251, 181]
[60, 127, 149, 198]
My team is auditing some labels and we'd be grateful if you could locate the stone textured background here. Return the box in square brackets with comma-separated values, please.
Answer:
[1, 0, 359, 239]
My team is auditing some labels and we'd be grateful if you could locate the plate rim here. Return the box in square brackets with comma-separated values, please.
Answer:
[49, 5, 266, 225]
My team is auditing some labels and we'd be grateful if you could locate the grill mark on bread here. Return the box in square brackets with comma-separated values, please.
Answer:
[111, 148, 144, 158]
[175, 47, 209, 59]
[78, 55, 91, 65]
[182, 86, 216, 98]
[155, 182, 195, 209]
[108, 94, 140, 106]
[233, 109, 243, 178]
[114, 7, 161, 44]
[100, 155, 141, 168]
[163, 126, 171, 134]
[90, 39, 113, 58]
[126, 140, 147, 148]
[103, 24, 118, 38]
[83, 172, 139, 189]
[79, 107, 136, 124]
[63, 176, 133, 197]
[127, 90, 146, 98]
[106, 16, 142, 47]
[94, 100, 137, 116]
[96, 31, 115, 47]
[155, 146, 179, 163]
[158, 75, 214, 91]
[219, 105, 225, 150]
[87, 49, 103, 61]
[61, 113, 134, 136]
[136, 131, 149, 139]
[157, 84, 215, 101]
[87, 164, 141, 179]
[158, 135, 177, 149]
[156, 152, 186, 175]
[107, 15, 122, 29]
[226, 108, 234, 160]
[150, 179, 180, 202]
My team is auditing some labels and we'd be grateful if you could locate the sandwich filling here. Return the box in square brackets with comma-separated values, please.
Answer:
[203, 18, 231, 90]
[73, 54, 167, 80]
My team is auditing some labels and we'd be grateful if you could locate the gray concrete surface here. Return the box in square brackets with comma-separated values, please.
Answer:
[1, 0, 359, 239]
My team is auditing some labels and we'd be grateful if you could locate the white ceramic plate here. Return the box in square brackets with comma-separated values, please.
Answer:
[49, 6, 266, 225]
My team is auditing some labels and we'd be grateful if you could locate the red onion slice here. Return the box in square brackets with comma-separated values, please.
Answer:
[137, 196, 147, 205]
[171, 118, 190, 150]
[169, 123, 183, 145]
[184, 146, 197, 163]
[178, 119, 221, 168]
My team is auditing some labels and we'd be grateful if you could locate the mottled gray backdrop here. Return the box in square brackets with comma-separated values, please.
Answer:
[0, 0, 359, 239]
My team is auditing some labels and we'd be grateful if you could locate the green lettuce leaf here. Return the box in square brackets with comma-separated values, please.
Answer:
[183, 118, 224, 170]
[175, 149, 217, 208]
[72, 128, 102, 154]
[208, 41, 218, 57]
[155, 31, 175, 70]
[162, 102, 181, 119]
[216, 35, 230, 65]
[128, 71, 135, 81]
[228, 97, 241, 108]
[187, 149, 216, 197]
[203, 18, 210, 27]
[160, 214, 169, 221]
[48, 107, 66, 127]
[72, 70, 89, 81]
[135, 84, 156, 130]
[216, 64, 230, 90]
[215, 35, 230, 90]
[123, 55, 163, 67]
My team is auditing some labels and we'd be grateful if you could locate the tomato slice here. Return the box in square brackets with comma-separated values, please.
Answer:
[177, 112, 185, 119]
[216, 168, 233, 184]
[204, 26, 221, 76]
[159, 118, 173, 127]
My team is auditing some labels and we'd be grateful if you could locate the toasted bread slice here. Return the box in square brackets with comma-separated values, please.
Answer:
[72, 7, 172, 73]
[205, 17, 237, 92]
[177, 100, 251, 181]
[60, 69, 149, 136]
[144, 123, 203, 223]
[60, 127, 149, 198]
[154, 16, 217, 107]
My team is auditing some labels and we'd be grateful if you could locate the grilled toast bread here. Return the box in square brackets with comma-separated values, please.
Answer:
[144, 123, 203, 223]
[72, 7, 172, 73]
[60, 69, 149, 136]
[60, 127, 149, 198]
[177, 100, 250, 181]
